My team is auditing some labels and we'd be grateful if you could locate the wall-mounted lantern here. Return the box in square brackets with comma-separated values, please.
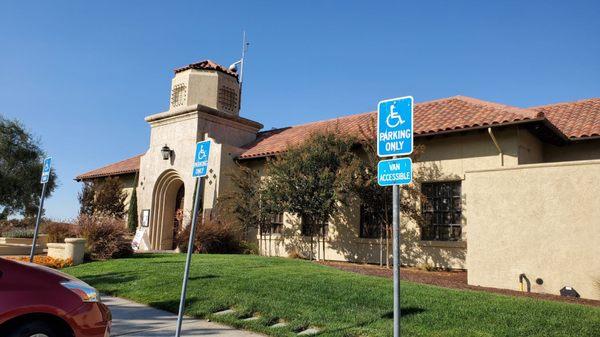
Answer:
[161, 145, 172, 160]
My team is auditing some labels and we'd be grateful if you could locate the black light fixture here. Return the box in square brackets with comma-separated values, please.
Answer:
[161, 145, 172, 160]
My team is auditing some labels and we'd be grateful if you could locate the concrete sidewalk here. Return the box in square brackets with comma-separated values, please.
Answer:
[104, 296, 264, 337]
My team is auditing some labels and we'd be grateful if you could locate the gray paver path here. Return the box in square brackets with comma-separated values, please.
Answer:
[104, 296, 265, 337]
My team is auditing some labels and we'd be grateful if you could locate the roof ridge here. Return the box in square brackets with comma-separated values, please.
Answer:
[445, 95, 544, 118]
[255, 95, 544, 134]
[530, 97, 600, 110]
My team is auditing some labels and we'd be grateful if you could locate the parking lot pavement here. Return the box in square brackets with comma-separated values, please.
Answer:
[104, 296, 264, 337]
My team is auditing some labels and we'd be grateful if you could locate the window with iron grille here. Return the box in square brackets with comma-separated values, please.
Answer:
[170, 84, 187, 107]
[218, 86, 238, 112]
[359, 205, 390, 239]
[272, 213, 284, 234]
[421, 181, 462, 241]
[301, 215, 328, 236]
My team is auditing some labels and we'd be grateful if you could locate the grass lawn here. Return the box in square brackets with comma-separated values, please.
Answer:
[64, 254, 599, 337]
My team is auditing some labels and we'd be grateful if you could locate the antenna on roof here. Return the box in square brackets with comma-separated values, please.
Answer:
[229, 31, 249, 112]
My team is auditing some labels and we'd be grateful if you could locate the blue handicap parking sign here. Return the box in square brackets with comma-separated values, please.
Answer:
[41, 157, 52, 183]
[192, 140, 211, 177]
[377, 96, 413, 157]
[377, 157, 412, 186]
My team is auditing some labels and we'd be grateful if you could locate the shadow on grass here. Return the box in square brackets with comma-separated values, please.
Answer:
[76, 272, 137, 286]
[382, 307, 426, 319]
[148, 296, 202, 314]
[320, 307, 426, 336]
[189, 274, 219, 280]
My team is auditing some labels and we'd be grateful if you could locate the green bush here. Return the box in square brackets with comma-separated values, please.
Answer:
[2, 229, 35, 238]
[239, 241, 259, 255]
[76, 214, 133, 260]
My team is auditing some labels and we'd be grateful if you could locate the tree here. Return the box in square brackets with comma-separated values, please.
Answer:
[126, 175, 139, 232]
[0, 115, 57, 219]
[77, 177, 126, 218]
[78, 181, 95, 215]
[337, 117, 425, 267]
[218, 164, 274, 252]
[263, 132, 357, 260]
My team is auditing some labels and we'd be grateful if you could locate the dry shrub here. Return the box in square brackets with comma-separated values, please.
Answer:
[44, 222, 80, 243]
[175, 219, 241, 254]
[8, 256, 73, 269]
[76, 214, 133, 260]
[288, 248, 306, 260]
[0, 218, 36, 235]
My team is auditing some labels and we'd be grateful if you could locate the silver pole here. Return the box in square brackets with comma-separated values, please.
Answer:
[393, 182, 401, 337]
[175, 177, 203, 337]
[29, 182, 47, 262]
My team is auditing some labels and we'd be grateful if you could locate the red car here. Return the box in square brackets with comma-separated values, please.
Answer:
[0, 257, 111, 337]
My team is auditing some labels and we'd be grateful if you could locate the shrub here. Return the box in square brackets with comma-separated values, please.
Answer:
[76, 214, 133, 260]
[9, 256, 73, 269]
[0, 218, 36, 235]
[44, 222, 80, 243]
[239, 241, 259, 255]
[175, 219, 241, 254]
[2, 229, 35, 238]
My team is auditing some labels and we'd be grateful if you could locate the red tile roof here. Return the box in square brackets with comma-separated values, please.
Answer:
[75, 155, 141, 181]
[75, 96, 600, 178]
[531, 98, 600, 139]
[174, 59, 238, 77]
[238, 96, 545, 159]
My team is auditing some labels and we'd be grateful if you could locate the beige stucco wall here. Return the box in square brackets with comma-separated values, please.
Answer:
[465, 160, 600, 300]
[543, 138, 600, 163]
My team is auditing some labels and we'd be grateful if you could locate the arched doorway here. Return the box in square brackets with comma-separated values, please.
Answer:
[172, 185, 185, 249]
[149, 170, 185, 250]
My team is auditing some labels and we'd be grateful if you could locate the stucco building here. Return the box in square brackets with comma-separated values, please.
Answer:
[76, 60, 600, 300]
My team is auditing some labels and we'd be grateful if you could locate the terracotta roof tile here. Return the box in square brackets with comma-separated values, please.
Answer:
[75, 155, 141, 181]
[238, 96, 544, 159]
[531, 98, 600, 139]
[174, 59, 238, 77]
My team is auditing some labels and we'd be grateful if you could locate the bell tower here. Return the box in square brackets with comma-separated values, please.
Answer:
[169, 60, 241, 116]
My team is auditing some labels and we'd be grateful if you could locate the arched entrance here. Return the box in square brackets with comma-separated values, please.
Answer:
[149, 170, 185, 250]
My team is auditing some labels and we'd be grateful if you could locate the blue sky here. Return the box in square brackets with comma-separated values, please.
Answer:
[1, 1, 599, 219]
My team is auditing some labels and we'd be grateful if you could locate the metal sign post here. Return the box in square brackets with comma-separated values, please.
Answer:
[377, 96, 414, 337]
[175, 140, 211, 337]
[29, 157, 52, 263]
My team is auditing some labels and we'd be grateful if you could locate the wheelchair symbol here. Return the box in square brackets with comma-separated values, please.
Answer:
[197, 147, 207, 161]
[386, 103, 406, 128]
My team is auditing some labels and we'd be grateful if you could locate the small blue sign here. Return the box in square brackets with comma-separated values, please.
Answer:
[377, 96, 414, 157]
[377, 157, 412, 186]
[192, 140, 211, 177]
[41, 157, 52, 183]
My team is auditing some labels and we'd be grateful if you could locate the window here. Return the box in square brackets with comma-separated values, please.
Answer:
[218, 86, 238, 112]
[170, 84, 187, 107]
[421, 181, 462, 241]
[359, 205, 390, 239]
[301, 215, 328, 236]
[260, 213, 284, 235]
[271, 213, 284, 234]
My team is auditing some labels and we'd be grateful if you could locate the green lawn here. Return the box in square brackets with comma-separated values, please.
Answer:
[64, 254, 599, 337]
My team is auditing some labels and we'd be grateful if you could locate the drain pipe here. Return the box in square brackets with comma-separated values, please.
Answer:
[488, 127, 504, 166]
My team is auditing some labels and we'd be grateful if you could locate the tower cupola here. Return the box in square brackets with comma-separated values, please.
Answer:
[169, 60, 241, 115]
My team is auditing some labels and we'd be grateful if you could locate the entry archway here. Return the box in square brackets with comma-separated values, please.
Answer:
[150, 169, 185, 250]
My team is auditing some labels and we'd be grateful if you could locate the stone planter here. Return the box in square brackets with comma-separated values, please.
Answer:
[47, 238, 86, 265]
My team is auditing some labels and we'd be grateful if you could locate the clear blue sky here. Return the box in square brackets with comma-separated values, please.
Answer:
[1, 1, 599, 220]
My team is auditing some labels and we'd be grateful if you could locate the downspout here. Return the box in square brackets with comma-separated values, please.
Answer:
[488, 127, 504, 166]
